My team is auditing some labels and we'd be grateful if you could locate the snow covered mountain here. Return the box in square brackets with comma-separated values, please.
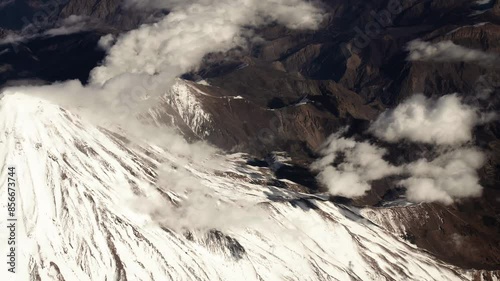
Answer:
[0, 92, 495, 280]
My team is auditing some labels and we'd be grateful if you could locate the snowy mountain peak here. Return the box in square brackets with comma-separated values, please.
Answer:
[0, 92, 489, 280]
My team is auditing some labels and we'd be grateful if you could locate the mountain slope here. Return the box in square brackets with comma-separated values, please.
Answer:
[0, 0, 498, 278]
[0, 92, 493, 280]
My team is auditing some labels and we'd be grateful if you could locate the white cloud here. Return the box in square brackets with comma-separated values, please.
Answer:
[127, 158, 269, 232]
[316, 167, 372, 198]
[90, 0, 324, 85]
[401, 148, 485, 205]
[311, 101, 488, 204]
[97, 34, 116, 50]
[369, 94, 486, 145]
[312, 131, 402, 197]
[312, 129, 487, 204]
[362, 93, 492, 204]
[407, 39, 500, 66]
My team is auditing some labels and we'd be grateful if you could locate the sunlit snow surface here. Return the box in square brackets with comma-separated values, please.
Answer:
[0, 93, 484, 280]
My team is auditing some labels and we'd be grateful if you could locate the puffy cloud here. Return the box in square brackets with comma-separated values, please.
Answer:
[311, 91, 495, 204]
[361, 93, 492, 204]
[127, 156, 270, 232]
[312, 131, 402, 197]
[97, 34, 116, 50]
[369, 94, 485, 145]
[316, 168, 371, 198]
[312, 130, 487, 204]
[91, 0, 324, 85]
[407, 39, 500, 67]
[312, 126, 487, 204]
[401, 148, 485, 205]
